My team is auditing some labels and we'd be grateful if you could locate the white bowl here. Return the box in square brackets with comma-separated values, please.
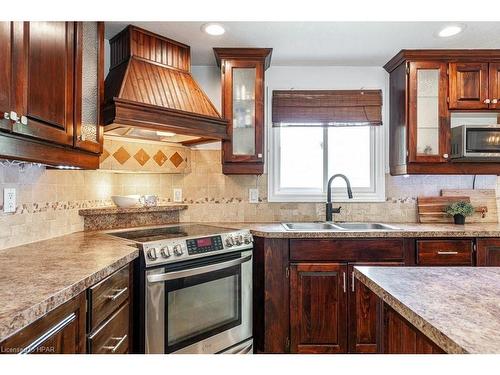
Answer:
[111, 195, 141, 208]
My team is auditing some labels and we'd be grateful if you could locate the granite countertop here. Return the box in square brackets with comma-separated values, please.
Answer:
[79, 204, 188, 216]
[0, 232, 139, 342]
[354, 266, 500, 354]
[220, 222, 500, 238]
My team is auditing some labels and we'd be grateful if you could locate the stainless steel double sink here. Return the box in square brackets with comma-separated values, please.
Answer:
[282, 222, 401, 231]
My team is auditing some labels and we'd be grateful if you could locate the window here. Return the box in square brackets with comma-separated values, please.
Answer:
[268, 124, 385, 202]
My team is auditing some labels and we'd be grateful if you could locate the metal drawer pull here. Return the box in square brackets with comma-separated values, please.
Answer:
[20, 313, 76, 354]
[102, 335, 128, 353]
[437, 251, 459, 255]
[105, 287, 128, 301]
[147, 254, 252, 283]
[351, 272, 355, 292]
[223, 342, 253, 354]
[343, 272, 346, 293]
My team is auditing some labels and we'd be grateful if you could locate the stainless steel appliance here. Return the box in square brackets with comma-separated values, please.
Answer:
[451, 124, 500, 161]
[108, 224, 253, 354]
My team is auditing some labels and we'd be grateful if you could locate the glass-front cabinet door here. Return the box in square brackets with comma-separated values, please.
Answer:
[408, 61, 449, 163]
[214, 48, 272, 175]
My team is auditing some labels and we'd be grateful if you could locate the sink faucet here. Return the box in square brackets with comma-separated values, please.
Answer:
[326, 174, 353, 222]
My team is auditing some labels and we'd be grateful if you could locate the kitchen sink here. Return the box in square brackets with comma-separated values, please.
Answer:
[282, 222, 341, 231]
[282, 222, 400, 231]
[333, 223, 400, 231]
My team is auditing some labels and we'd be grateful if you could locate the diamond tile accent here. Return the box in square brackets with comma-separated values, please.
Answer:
[113, 146, 131, 164]
[134, 148, 150, 166]
[170, 152, 184, 168]
[153, 150, 168, 166]
[100, 149, 110, 162]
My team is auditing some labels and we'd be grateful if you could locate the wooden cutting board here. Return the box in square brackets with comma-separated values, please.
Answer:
[417, 196, 471, 223]
[441, 189, 497, 223]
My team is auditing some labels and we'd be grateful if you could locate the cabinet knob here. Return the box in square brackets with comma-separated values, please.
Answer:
[492, 99, 498, 104]
[484, 99, 491, 104]
[443, 153, 449, 159]
[20, 115, 28, 125]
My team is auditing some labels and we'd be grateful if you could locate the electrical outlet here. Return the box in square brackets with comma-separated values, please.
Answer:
[173, 188, 183, 203]
[249, 188, 259, 204]
[3, 188, 16, 213]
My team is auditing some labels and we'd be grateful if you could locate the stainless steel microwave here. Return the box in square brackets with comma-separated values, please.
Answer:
[451, 125, 500, 161]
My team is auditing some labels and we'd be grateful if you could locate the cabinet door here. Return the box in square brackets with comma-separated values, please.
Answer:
[476, 238, 500, 266]
[0, 293, 86, 354]
[449, 62, 489, 109]
[11, 22, 75, 146]
[348, 262, 404, 354]
[74, 22, 103, 153]
[0, 22, 12, 131]
[408, 61, 449, 163]
[221, 59, 264, 171]
[290, 263, 348, 353]
[489, 63, 500, 110]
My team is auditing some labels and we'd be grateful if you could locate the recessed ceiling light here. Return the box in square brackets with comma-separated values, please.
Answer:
[156, 131, 176, 137]
[438, 25, 464, 38]
[202, 23, 225, 36]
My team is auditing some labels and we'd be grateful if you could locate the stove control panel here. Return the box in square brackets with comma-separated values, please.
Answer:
[142, 230, 253, 266]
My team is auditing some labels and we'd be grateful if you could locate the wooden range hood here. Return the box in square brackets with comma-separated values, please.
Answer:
[103, 25, 228, 145]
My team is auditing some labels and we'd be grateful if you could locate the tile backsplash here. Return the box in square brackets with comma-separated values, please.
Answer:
[0, 150, 498, 250]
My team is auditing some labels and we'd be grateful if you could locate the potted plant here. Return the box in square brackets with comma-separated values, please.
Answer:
[445, 201, 474, 225]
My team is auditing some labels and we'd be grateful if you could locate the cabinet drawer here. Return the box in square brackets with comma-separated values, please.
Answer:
[88, 303, 129, 354]
[416, 240, 473, 266]
[290, 239, 404, 261]
[88, 264, 130, 331]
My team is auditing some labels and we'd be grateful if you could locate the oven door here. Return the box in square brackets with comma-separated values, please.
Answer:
[145, 250, 252, 354]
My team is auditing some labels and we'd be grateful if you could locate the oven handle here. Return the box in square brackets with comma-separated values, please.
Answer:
[147, 254, 252, 283]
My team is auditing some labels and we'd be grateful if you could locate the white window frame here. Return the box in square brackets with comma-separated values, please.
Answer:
[267, 98, 386, 203]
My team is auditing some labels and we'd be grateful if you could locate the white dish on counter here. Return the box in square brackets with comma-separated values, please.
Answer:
[111, 195, 141, 208]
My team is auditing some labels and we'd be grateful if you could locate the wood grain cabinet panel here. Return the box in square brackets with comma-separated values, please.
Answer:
[348, 262, 403, 354]
[449, 62, 489, 109]
[12, 22, 75, 145]
[290, 263, 348, 353]
[416, 239, 474, 266]
[476, 238, 500, 266]
[0, 293, 86, 354]
[88, 303, 129, 354]
[489, 63, 500, 110]
[382, 304, 444, 354]
[0, 22, 12, 131]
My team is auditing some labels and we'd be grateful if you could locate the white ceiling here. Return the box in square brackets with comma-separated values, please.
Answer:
[105, 22, 500, 67]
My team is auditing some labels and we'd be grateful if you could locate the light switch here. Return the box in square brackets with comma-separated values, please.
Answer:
[249, 188, 259, 204]
[3, 188, 16, 213]
[173, 188, 183, 203]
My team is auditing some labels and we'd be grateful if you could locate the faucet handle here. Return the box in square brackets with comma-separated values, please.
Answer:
[332, 206, 342, 214]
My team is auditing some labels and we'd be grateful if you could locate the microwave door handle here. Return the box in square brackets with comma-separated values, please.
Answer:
[147, 254, 252, 283]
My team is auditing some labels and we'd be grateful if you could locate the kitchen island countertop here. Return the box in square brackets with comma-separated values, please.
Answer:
[354, 266, 500, 354]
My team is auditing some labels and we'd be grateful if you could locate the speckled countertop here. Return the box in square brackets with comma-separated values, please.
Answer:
[0, 232, 139, 342]
[222, 222, 500, 238]
[354, 266, 500, 354]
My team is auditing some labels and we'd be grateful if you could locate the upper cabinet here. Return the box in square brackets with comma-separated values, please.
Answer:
[384, 50, 500, 175]
[214, 48, 272, 175]
[0, 22, 103, 169]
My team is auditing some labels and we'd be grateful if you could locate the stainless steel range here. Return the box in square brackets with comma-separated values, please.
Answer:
[108, 224, 253, 354]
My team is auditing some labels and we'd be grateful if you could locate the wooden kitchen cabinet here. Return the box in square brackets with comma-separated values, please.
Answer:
[449, 62, 489, 109]
[214, 48, 272, 175]
[0, 293, 86, 354]
[0, 21, 103, 169]
[290, 262, 348, 353]
[384, 50, 500, 175]
[476, 238, 500, 266]
[348, 262, 403, 354]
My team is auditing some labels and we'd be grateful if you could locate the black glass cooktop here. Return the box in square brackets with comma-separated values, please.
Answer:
[108, 224, 235, 243]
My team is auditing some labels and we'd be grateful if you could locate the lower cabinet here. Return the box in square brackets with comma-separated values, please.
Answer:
[0, 293, 86, 354]
[476, 238, 500, 266]
[348, 262, 403, 353]
[382, 304, 444, 354]
[290, 263, 348, 353]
